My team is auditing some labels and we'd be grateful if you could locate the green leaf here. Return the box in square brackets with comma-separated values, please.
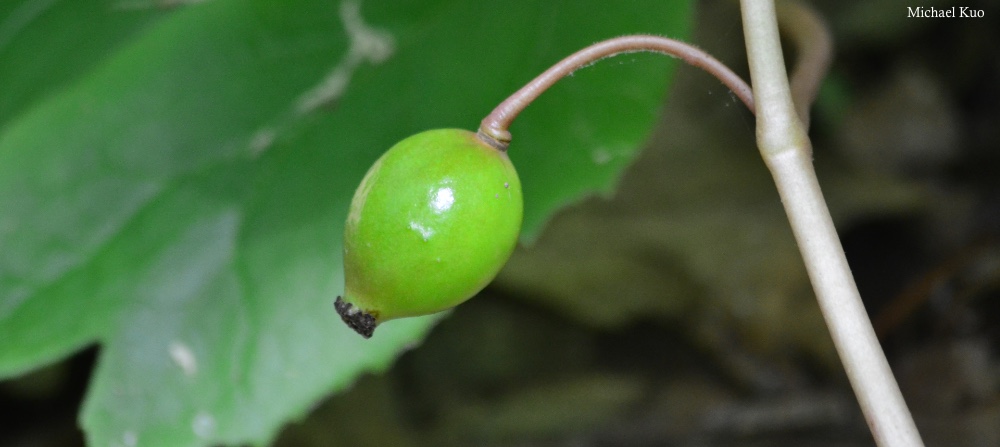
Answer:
[0, 0, 168, 126]
[0, 0, 692, 445]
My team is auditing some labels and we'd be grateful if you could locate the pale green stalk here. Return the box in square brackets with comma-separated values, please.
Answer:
[739, 1, 924, 445]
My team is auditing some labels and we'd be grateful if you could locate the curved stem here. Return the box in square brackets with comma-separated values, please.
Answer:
[777, 0, 833, 129]
[478, 35, 753, 149]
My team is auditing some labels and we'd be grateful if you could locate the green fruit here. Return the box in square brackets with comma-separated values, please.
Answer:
[336, 129, 523, 337]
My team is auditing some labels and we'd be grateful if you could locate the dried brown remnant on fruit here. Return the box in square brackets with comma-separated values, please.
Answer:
[335, 296, 378, 338]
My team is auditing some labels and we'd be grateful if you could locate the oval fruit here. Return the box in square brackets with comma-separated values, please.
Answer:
[336, 129, 523, 337]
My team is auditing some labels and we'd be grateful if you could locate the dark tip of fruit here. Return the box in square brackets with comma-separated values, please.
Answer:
[334, 296, 377, 338]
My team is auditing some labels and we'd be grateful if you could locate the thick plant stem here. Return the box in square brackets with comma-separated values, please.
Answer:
[767, 151, 925, 446]
[740, 1, 924, 446]
[479, 35, 753, 149]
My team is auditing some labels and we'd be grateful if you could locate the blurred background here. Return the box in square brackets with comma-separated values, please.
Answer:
[2, 0, 998, 445]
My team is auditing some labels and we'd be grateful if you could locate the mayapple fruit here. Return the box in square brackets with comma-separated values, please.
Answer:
[336, 129, 523, 337]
